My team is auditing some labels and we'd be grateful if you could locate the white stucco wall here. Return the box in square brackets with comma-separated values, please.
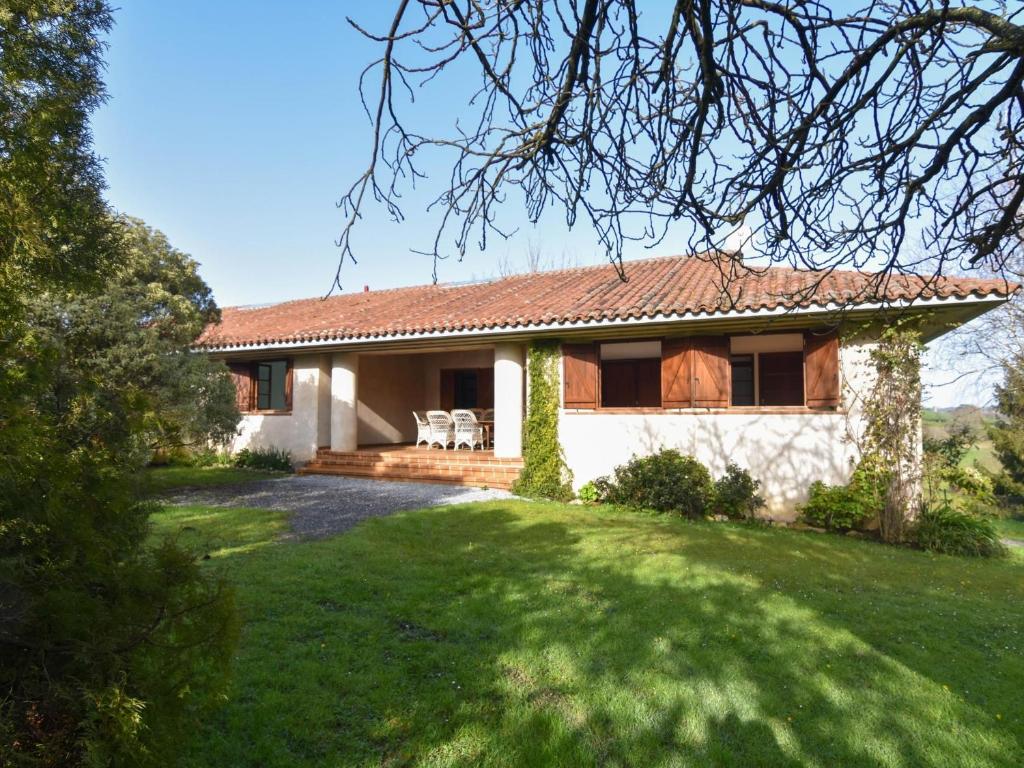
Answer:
[559, 334, 881, 520]
[232, 353, 327, 463]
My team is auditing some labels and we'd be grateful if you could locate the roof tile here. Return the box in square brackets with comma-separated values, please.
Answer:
[197, 255, 1017, 349]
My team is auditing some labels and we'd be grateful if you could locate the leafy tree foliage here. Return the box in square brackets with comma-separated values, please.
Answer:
[923, 422, 976, 469]
[989, 357, 1024, 496]
[0, 0, 118, 310]
[0, 5, 239, 764]
[26, 217, 240, 455]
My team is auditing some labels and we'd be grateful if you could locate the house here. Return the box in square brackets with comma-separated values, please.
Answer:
[196, 254, 1015, 518]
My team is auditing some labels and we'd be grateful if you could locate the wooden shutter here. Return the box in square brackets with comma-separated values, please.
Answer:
[440, 370, 456, 411]
[563, 343, 599, 408]
[805, 330, 841, 407]
[477, 367, 494, 408]
[283, 359, 294, 410]
[228, 362, 253, 413]
[692, 336, 730, 407]
[661, 338, 693, 408]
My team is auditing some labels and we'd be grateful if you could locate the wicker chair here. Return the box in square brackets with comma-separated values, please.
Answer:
[425, 410, 455, 450]
[412, 411, 431, 448]
[452, 409, 485, 451]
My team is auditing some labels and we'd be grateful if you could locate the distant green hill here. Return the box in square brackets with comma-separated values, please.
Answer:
[922, 406, 1000, 472]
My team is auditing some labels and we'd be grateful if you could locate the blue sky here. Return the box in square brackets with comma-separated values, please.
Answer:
[91, 2, 993, 406]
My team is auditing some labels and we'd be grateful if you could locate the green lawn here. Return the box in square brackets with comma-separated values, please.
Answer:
[143, 465, 285, 495]
[994, 516, 1024, 542]
[152, 501, 1024, 767]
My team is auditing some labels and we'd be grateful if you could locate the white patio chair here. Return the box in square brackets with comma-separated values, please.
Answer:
[425, 410, 455, 450]
[412, 411, 431, 448]
[452, 409, 485, 451]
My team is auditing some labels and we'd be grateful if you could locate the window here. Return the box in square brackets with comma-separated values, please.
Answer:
[759, 352, 804, 405]
[599, 341, 661, 407]
[730, 355, 755, 406]
[255, 360, 289, 411]
[729, 334, 805, 407]
[601, 359, 661, 407]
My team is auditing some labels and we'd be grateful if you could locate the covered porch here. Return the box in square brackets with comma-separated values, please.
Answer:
[331, 341, 524, 456]
[294, 341, 526, 486]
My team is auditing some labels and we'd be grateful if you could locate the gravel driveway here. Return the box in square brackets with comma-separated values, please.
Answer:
[164, 474, 514, 539]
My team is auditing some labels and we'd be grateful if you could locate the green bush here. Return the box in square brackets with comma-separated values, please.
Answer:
[800, 481, 874, 531]
[232, 447, 293, 472]
[577, 481, 600, 504]
[914, 504, 1006, 557]
[801, 454, 889, 532]
[712, 463, 765, 520]
[599, 449, 713, 518]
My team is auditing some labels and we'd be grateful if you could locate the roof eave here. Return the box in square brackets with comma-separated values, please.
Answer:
[197, 292, 1013, 355]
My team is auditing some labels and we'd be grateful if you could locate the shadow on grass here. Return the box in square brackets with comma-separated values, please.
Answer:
[182, 502, 1023, 767]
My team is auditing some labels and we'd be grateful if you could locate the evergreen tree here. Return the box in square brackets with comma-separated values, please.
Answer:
[0, 5, 238, 764]
[990, 358, 1024, 496]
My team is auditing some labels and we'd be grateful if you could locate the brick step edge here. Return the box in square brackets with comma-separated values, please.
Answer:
[308, 458, 522, 472]
[301, 462, 520, 479]
[298, 465, 517, 489]
[315, 451, 522, 467]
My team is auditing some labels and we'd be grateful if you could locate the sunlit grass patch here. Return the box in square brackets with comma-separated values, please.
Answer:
[151, 501, 1024, 767]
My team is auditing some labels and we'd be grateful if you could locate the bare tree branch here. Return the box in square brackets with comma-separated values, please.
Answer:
[337, 1, 1024, 298]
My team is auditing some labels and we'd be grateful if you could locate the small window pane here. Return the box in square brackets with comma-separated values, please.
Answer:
[256, 360, 288, 410]
[731, 355, 755, 406]
[759, 352, 804, 406]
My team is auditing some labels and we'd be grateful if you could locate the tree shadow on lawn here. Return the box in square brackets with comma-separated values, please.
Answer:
[190, 503, 1022, 768]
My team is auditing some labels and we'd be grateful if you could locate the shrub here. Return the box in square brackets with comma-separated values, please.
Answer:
[232, 447, 293, 472]
[800, 481, 874, 531]
[577, 481, 600, 504]
[712, 463, 765, 519]
[914, 504, 1006, 557]
[600, 449, 713, 518]
[801, 454, 889, 532]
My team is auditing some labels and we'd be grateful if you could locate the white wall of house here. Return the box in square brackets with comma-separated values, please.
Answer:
[232, 352, 329, 463]
[559, 334, 882, 520]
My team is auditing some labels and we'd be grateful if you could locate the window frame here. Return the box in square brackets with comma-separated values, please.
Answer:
[562, 331, 840, 414]
[239, 358, 293, 415]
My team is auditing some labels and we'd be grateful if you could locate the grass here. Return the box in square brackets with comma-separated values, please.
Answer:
[143, 465, 285, 495]
[151, 501, 1024, 767]
[994, 516, 1024, 542]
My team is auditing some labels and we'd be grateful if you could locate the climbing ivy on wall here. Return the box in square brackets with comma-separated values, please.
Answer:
[862, 323, 924, 543]
[512, 340, 574, 500]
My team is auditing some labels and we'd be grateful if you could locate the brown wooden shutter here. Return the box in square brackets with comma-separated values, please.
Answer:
[805, 330, 841, 407]
[477, 367, 494, 408]
[283, 359, 294, 410]
[440, 370, 456, 411]
[661, 338, 693, 408]
[692, 336, 730, 407]
[228, 362, 253, 413]
[563, 343, 599, 408]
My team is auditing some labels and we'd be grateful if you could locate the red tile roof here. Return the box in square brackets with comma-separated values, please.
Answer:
[197, 255, 1016, 349]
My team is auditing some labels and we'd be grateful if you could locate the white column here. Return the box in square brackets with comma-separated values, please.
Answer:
[330, 352, 359, 452]
[493, 343, 524, 458]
